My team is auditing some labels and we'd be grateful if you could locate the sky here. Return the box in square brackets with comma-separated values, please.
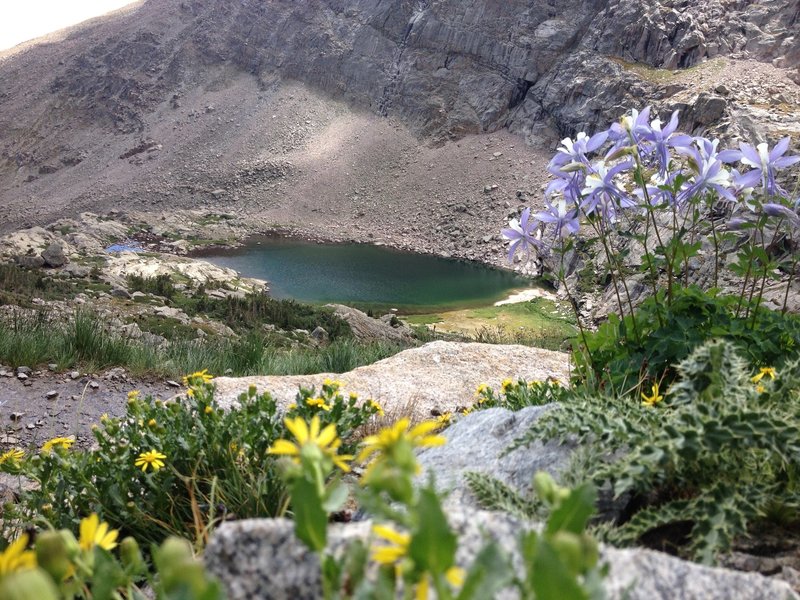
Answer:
[0, 1, 137, 51]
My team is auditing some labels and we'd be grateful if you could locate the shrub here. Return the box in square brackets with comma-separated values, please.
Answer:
[3, 374, 380, 549]
[513, 339, 800, 563]
[126, 273, 177, 300]
[574, 285, 800, 392]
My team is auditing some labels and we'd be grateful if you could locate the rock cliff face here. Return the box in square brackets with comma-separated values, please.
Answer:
[0, 0, 797, 232]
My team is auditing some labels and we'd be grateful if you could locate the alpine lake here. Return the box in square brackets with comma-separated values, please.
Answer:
[195, 235, 576, 349]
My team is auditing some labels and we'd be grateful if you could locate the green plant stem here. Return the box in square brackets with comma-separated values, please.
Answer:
[781, 250, 798, 314]
[557, 241, 593, 376]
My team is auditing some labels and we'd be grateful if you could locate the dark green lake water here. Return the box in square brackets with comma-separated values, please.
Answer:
[196, 236, 529, 312]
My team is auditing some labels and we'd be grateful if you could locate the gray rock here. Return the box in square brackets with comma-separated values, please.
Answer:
[327, 304, 413, 344]
[110, 287, 131, 299]
[16, 366, 32, 376]
[15, 254, 45, 269]
[63, 263, 90, 278]
[41, 242, 68, 268]
[416, 406, 572, 507]
[205, 509, 798, 600]
[691, 93, 728, 127]
[310, 326, 328, 344]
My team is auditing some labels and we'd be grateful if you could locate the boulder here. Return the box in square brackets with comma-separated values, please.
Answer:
[210, 341, 570, 421]
[41, 243, 69, 268]
[327, 304, 413, 343]
[205, 509, 798, 600]
[416, 406, 573, 507]
[15, 254, 45, 269]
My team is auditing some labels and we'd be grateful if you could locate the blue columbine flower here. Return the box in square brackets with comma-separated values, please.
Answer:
[550, 131, 608, 169]
[635, 110, 692, 177]
[502, 208, 542, 262]
[534, 198, 581, 240]
[677, 146, 736, 205]
[581, 160, 637, 222]
[729, 137, 800, 197]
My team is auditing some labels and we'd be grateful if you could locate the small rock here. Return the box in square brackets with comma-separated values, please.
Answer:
[45, 390, 59, 400]
[69, 371, 80, 380]
[17, 366, 32, 375]
[17, 373, 28, 381]
[166, 380, 181, 388]
[47, 363, 58, 371]
[89, 381, 100, 389]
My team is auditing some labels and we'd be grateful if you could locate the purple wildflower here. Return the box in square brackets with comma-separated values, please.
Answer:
[608, 107, 652, 152]
[762, 202, 800, 228]
[729, 138, 800, 197]
[635, 110, 691, 177]
[677, 147, 736, 205]
[534, 199, 581, 240]
[550, 131, 608, 168]
[545, 164, 585, 204]
[502, 208, 542, 262]
[580, 160, 637, 222]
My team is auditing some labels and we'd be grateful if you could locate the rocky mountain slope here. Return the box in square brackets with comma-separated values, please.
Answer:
[1, 0, 798, 263]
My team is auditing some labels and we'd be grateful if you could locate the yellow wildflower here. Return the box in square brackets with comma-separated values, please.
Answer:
[371, 525, 464, 598]
[183, 369, 213, 386]
[475, 383, 489, 397]
[368, 399, 385, 417]
[100, 413, 110, 422]
[306, 397, 332, 411]
[204, 405, 213, 414]
[135, 450, 166, 472]
[186, 388, 195, 398]
[41, 436, 75, 454]
[756, 384, 766, 394]
[461, 406, 474, 416]
[357, 418, 445, 464]
[641, 383, 664, 407]
[0, 448, 24, 466]
[501, 378, 514, 393]
[268, 415, 352, 472]
[0, 534, 36, 575]
[147, 418, 157, 427]
[436, 413, 452, 427]
[287, 403, 297, 411]
[78, 513, 119, 551]
[127, 390, 140, 402]
[371, 524, 410, 565]
[751, 367, 777, 384]
[349, 392, 359, 401]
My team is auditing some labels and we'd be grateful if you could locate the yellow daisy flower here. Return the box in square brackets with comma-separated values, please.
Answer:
[751, 367, 777, 384]
[0, 448, 25, 466]
[127, 390, 140, 401]
[306, 397, 332, 411]
[41, 436, 75, 454]
[368, 399, 385, 417]
[357, 418, 445, 463]
[268, 415, 352, 472]
[79, 513, 119, 551]
[182, 369, 213, 386]
[641, 383, 664, 407]
[135, 450, 166, 472]
[0, 534, 36, 575]
[501, 378, 514, 393]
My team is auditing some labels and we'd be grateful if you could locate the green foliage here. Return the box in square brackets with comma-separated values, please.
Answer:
[275, 411, 606, 598]
[0, 524, 222, 600]
[126, 274, 178, 300]
[0, 310, 405, 377]
[176, 291, 352, 340]
[475, 378, 569, 411]
[4, 377, 378, 549]
[519, 339, 800, 563]
[574, 285, 800, 392]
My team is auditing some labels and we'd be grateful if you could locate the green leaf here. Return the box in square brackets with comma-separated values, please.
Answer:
[528, 537, 588, 600]
[545, 483, 597, 536]
[322, 480, 349, 513]
[291, 477, 328, 552]
[409, 487, 457, 575]
[456, 542, 513, 600]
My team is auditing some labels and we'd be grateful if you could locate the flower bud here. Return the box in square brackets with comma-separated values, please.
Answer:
[120, 537, 146, 575]
[0, 569, 59, 600]
[35, 531, 71, 582]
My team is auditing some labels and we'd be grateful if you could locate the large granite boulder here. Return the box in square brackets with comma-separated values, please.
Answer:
[210, 341, 570, 421]
[205, 510, 798, 600]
